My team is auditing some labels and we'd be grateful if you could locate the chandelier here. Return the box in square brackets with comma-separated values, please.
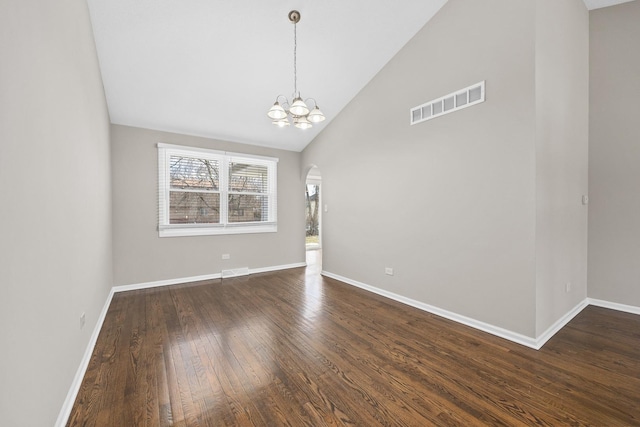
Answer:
[267, 10, 325, 129]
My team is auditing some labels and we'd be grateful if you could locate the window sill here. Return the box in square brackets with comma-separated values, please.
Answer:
[159, 223, 277, 237]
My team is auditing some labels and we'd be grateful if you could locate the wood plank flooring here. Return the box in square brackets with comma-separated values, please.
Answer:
[68, 263, 640, 426]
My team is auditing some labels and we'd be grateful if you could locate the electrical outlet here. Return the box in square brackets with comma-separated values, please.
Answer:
[385, 267, 394, 276]
[222, 254, 230, 260]
[80, 312, 86, 330]
[565, 282, 572, 293]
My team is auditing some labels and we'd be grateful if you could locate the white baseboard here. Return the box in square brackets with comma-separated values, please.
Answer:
[587, 298, 640, 315]
[321, 270, 597, 350]
[55, 287, 115, 427]
[112, 262, 307, 294]
[113, 272, 223, 293]
[56, 261, 306, 426]
[322, 270, 541, 349]
[250, 262, 307, 274]
[534, 299, 589, 349]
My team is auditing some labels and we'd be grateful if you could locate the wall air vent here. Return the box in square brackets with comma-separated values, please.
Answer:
[410, 81, 485, 125]
[222, 267, 250, 278]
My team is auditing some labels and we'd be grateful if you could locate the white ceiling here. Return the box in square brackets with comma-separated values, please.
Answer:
[86, 0, 631, 152]
[583, 0, 636, 10]
[87, 0, 448, 152]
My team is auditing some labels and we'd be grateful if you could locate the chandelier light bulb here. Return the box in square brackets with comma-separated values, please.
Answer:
[272, 118, 290, 127]
[294, 116, 312, 130]
[267, 102, 287, 120]
[307, 106, 325, 123]
[290, 97, 309, 116]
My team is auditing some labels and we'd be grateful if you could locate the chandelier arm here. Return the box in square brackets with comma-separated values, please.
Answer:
[304, 98, 319, 109]
[274, 94, 289, 104]
[271, 95, 291, 112]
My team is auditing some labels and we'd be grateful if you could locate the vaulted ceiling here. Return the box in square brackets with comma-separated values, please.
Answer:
[87, 0, 634, 152]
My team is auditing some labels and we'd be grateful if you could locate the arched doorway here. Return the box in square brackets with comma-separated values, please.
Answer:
[305, 166, 322, 268]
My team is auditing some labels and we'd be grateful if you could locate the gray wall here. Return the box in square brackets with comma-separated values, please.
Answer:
[303, 0, 539, 337]
[111, 124, 305, 286]
[588, 0, 640, 306]
[0, 0, 112, 425]
[534, 0, 589, 335]
[302, 0, 590, 338]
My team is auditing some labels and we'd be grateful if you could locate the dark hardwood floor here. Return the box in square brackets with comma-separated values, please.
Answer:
[68, 257, 640, 426]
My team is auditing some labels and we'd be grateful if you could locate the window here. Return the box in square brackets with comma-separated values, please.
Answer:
[158, 143, 277, 237]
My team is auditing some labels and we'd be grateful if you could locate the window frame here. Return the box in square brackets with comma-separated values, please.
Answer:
[158, 143, 278, 237]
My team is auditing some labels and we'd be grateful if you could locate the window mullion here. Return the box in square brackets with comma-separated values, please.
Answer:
[220, 155, 229, 226]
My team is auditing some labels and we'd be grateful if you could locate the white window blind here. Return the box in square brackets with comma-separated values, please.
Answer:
[158, 144, 278, 237]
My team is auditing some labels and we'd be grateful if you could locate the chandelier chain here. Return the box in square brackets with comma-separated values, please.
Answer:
[293, 21, 297, 96]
